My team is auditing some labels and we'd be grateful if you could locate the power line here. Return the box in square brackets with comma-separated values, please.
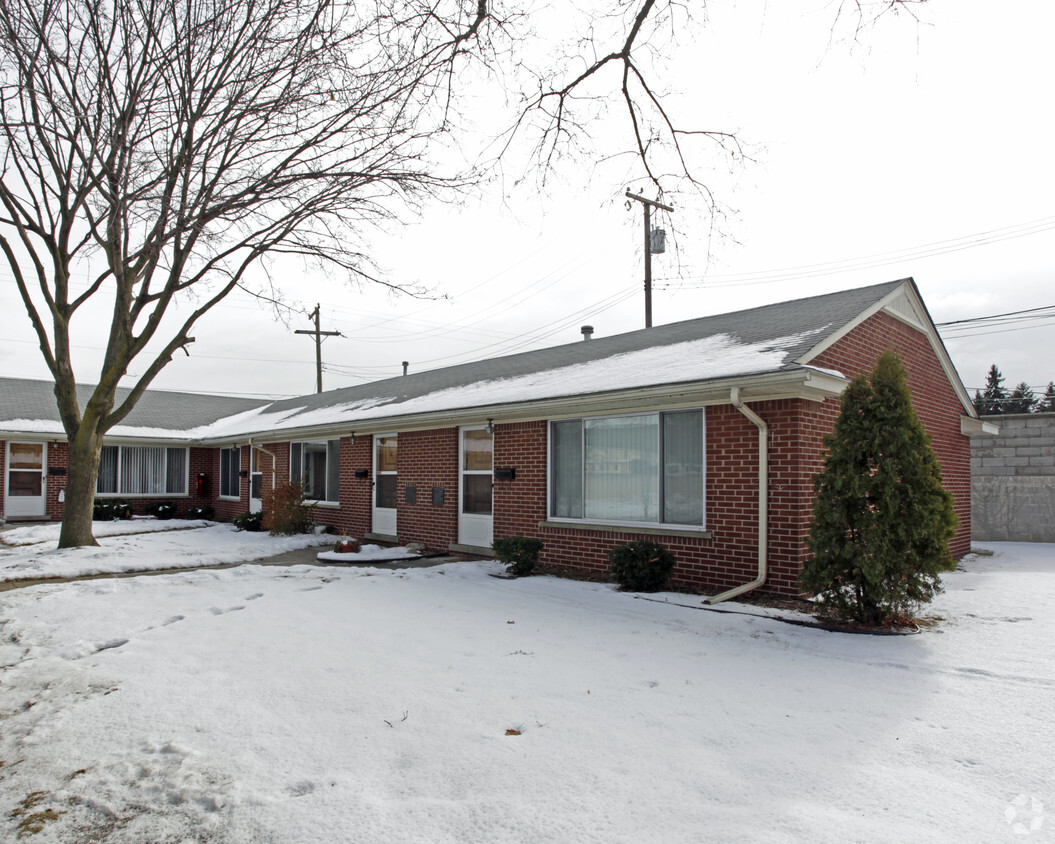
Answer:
[654, 213, 1055, 290]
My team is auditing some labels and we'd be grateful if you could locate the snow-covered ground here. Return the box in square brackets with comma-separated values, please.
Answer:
[0, 536, 1052, 842]
[0, 521, 332, 582]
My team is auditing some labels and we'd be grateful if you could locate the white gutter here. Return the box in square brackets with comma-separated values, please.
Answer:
[247, 438, 278, 492]
[705, 387, 768, 604]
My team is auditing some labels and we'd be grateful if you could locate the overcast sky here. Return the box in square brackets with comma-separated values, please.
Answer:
[1, 0, 1053, 402]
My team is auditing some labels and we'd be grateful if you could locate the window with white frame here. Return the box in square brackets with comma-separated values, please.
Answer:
[96, 446, 188, 496]
[219, 446, 241, 499]
[549, 409, 704, 527]
[290, 439, 340, 503]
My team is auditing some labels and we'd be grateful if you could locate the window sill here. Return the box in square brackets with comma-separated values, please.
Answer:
[218, 495, 240, 502]
[307, 501, 341, 509]
[538, 520, 713, 540]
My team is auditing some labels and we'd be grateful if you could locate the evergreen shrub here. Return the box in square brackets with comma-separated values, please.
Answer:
[185, 504, 215, 520]
[801, 351, 958, 625]
[232, 510, 264, 532]
[144, 500, 178, 520]
[491, 536, 544, 576]
[608, 539, 675, 592]
[93, 499, 131, 520]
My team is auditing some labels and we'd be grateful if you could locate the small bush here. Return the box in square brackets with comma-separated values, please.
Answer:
[608, 540, 676, 592]
[261, 481, 313, 536]
[233, 510, 264, 532]
[144, 500, 178, 520]
[93, 499, 131, 521]
[185, 504, 215, 520]
[492, 536, 544, 576]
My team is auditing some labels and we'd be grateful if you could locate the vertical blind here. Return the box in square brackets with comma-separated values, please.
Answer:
[97, 446, 188, 495]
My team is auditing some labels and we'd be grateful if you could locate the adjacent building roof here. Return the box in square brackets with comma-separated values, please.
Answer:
[0, 378, 268, 440]
[0, 278, 971, 443]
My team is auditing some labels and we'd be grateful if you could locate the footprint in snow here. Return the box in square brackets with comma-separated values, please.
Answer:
[209, 606, 245, 615]
[161, 615, 185, 626]
[96, 638, 129, 653]
[286, 780, 316, 797]
[245, 593, 264, 601]
[298, 586, 323, 592]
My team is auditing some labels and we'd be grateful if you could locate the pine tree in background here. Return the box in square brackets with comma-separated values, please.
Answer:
[1039, 383, 1055, 413]
[979, 364, 1008, 415]
[972, 389, 985, 416]
[1005, 382, 1038, 414]
[801, 351, 958, 626]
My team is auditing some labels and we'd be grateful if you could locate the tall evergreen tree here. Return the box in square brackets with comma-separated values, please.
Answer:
[980, 364, 1008, 415]
[801, 351, 958, 625]
[972, 389, 985, 416]
[1005, 382, 1038, 414]
[1038, 383, 1055, 413]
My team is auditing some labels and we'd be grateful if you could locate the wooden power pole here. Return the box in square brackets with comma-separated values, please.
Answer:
[625, 190, 674, 328]
[295, 304, 342, 393]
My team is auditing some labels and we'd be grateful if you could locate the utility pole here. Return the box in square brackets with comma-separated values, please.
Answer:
[626, 190, 674, 328]
[295, 304, 342, 393]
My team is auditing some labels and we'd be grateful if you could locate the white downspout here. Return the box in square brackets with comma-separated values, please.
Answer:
[705, 387, 768, 604]
[248, 439, 278, 492]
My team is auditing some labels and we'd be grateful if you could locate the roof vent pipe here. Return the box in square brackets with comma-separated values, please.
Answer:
[581, 325, 594, 341]
[402, 361, 409, 376]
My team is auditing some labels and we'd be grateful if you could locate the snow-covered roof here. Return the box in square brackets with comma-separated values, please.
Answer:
[1, 279, 927, 442]
[0, 379, 268, 440]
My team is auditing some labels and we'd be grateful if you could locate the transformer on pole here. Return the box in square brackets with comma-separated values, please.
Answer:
[625, 190, 674, 328]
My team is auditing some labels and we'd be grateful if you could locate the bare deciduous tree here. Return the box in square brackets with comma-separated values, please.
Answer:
[0, 0, 924, 548]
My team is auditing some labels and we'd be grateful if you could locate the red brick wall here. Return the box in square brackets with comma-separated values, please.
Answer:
[393, 429, 458, 548]
[491, 411, 771, 594]
[0, 440, 218, 522]
[211, 445, 250, 521]
[811, 311, 972, 559]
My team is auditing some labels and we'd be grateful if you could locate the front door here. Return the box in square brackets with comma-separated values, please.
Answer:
[458, 427, 493, 548]
[250, 448, 263, 512]
[372, 434, 398, 536]
[5, 442, 47, 519]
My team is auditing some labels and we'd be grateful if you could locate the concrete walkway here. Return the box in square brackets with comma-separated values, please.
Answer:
[0, 541, 482, 593]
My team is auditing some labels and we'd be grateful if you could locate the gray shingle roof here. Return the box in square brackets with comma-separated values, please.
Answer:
[1, 279, 913, 438]
[0, 377, 268, 432]
[259, 278, 909, 418]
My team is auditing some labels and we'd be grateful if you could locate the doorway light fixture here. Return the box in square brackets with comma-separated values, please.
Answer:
[486, 418, 494, 435]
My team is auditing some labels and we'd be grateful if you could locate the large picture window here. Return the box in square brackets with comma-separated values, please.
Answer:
[290, 439, 340, 504]
[549, 410, 704, 528]
[219, 446, 241, 499]
[97, 446, 188, 496]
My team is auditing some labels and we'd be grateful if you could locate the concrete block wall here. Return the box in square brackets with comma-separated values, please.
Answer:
[971, 413, 1055, 542]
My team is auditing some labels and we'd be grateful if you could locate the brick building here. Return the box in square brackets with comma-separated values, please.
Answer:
[1, 279, 989, 598]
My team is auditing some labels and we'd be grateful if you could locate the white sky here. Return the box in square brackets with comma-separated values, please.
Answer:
[1, 0, 1053, 401]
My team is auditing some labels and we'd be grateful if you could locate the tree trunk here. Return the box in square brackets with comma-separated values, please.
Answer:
[58, 428, 104, 548]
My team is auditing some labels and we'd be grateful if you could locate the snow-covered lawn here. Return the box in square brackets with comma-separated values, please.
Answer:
[0, 538, 1052, 842]
[0, 521, 331, 582]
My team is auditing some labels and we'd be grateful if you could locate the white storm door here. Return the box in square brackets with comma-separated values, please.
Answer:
[458, 427, 493, 548]
[6, 442, 47, 518]
[250, 448, 263, 512]
[372, 434, 398, 536]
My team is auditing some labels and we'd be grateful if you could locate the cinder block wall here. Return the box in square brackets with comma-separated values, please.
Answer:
[971, 413, 1055, 542]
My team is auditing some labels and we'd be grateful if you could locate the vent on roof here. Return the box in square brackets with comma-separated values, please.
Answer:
[581, 325, 594, 341]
